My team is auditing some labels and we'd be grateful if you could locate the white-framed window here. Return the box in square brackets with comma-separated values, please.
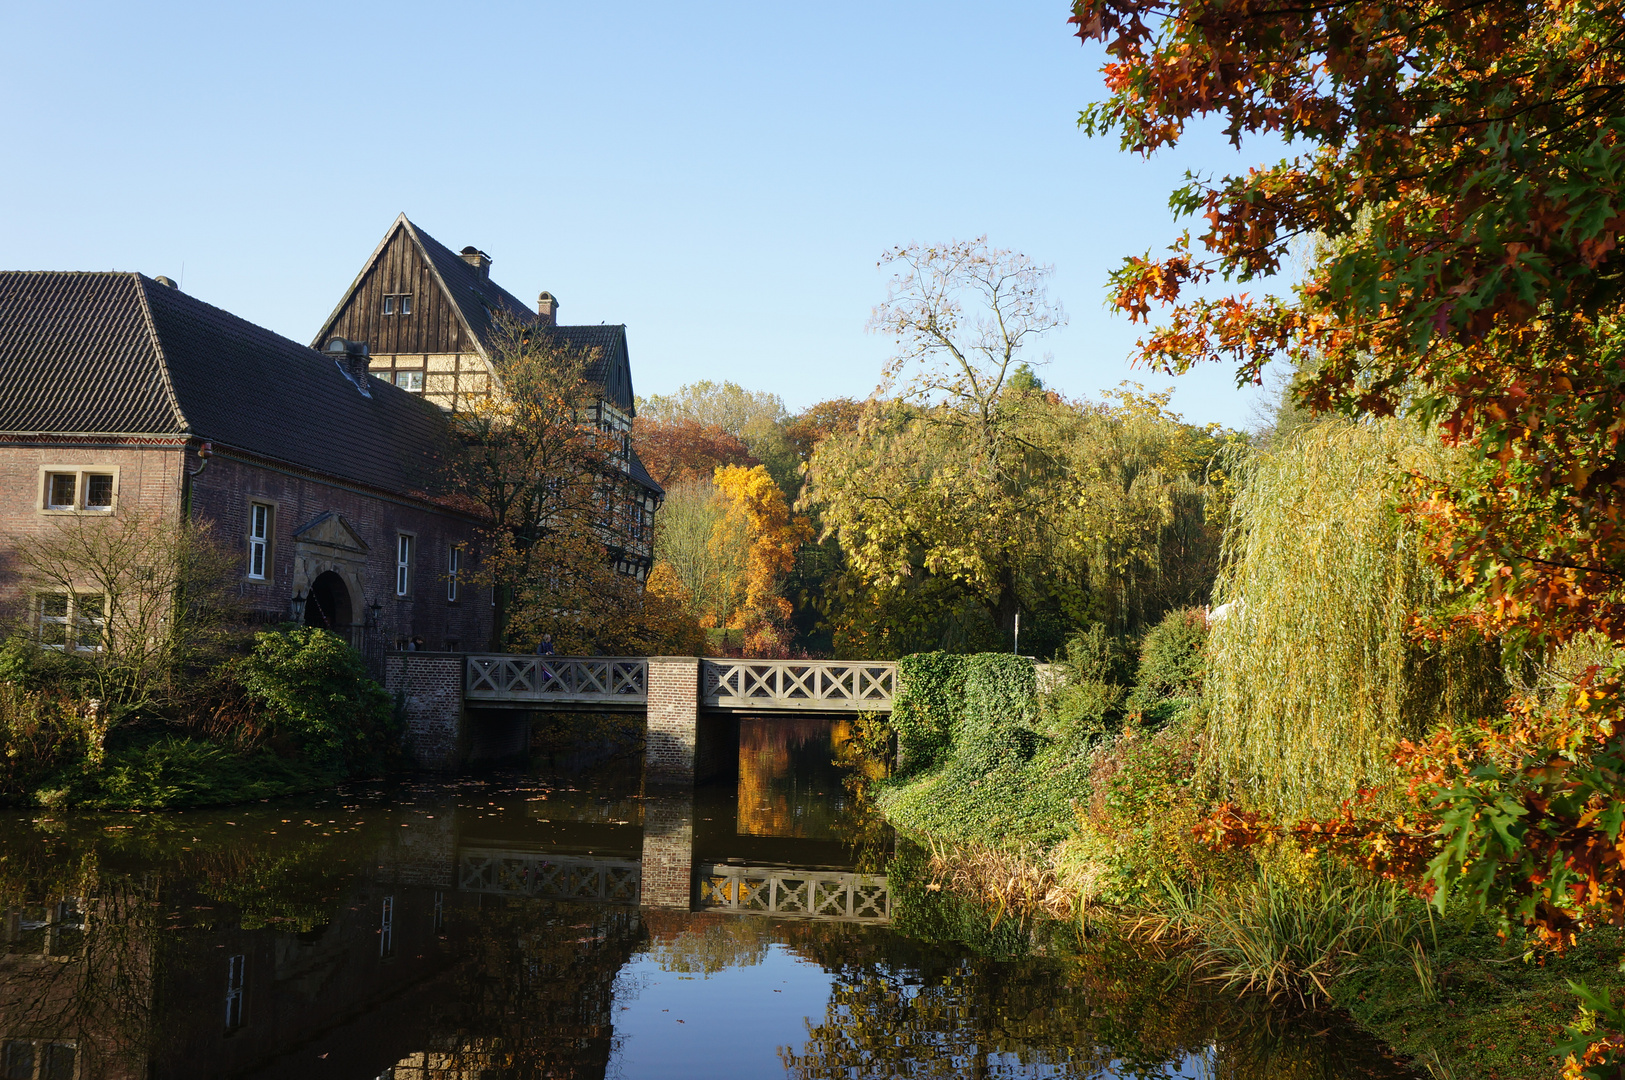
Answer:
[247, 503, 271, 580]
[400, 294, 413, 315]
[396, 535, 413, 597]
[379, 895, 395, 959]
[44, 473, 75, 510]
[447, 546, 461, 602]
[224, 953, 245, 1032]
[2, 1039, 76, 1080]
[40, 467, 117, 513]
[37, 593, 104, 653]
[84, 474, 113, 511]
[394, 370, 424, 392]
[382, 295, 395, 315]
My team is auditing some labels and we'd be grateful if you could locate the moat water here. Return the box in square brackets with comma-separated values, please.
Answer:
[0, 717, 1417, 1079]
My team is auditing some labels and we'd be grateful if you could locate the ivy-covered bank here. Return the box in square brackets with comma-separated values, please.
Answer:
[875, 630, 1625, 1080]
[0, 628, 400, 809]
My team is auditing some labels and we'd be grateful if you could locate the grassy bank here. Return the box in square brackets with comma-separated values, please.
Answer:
[874, 645, 1621, 1080]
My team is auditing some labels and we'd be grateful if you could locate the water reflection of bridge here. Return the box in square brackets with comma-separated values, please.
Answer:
[457, 846, 891, 924]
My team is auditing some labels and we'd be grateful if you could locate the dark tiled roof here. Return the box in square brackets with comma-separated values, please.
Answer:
[627, 446, 664, 497]
[0, 271, 452, 500]
[0, 273, 181, 434]
[407, 221, 539, 352]
[547, 324, 635, 414]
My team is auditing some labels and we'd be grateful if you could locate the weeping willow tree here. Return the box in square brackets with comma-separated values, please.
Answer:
[1203, 419, 1504, 819]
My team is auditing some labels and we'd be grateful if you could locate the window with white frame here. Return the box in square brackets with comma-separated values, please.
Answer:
[42, 468, 116, 513]
[84, 473, 113, 510]
[394, 370, 424, 392]
[396, 535, 413, 596]
[447, 545, 461, 601]
[44, 473, 75, 510]
[382, 295, 395, 315]
[247, 503, 272, 580]
[224, 953, 245, 1032]
[36, 593, 103, 653]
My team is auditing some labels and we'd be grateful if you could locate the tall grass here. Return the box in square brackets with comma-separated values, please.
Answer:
[1151, 868, 1429, 1007]
[1203, 419, 1503, 819]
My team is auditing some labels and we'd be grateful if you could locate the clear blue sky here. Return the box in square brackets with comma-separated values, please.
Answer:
[0, 1, 1280, 429]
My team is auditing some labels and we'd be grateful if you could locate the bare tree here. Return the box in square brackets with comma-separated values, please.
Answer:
[8, 508, 238, 719]
[869, 237, 1066, 435]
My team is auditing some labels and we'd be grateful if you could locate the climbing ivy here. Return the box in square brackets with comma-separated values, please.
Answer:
[891, 652, 967, 774]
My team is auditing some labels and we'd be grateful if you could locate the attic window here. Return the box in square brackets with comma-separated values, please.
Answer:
[400, 295, 412, 315]
[382, 296, 394, 316]
[382, 294, 413, 316]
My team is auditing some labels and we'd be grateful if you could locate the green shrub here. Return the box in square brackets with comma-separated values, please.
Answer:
[957, 654, 1040, 773]
[236, 628, 396, 765]
[892, 652, 967, 773]
[38, 736, 333, 809]
[1125, 607, 1208, 723]
[0, 681, 101, 798]
[1044, 623, 1132, 744]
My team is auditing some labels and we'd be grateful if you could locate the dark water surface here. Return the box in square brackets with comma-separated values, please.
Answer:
[0, 717, 1417, 1079]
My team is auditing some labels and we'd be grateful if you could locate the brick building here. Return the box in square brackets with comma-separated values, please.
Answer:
[0, 270, 492, 652]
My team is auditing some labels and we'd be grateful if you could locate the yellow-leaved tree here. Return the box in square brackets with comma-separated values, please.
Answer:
[712, 465, 811, 657]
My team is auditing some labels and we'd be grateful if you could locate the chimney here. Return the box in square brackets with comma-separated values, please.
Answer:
[459, 245, 492, 279]
[537, 291, 559, 326]
[326, 337, 373, 397]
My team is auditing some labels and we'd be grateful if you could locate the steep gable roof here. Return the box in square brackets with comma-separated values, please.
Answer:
[313, 215, 640, 415]
[0, 271, 452, 500]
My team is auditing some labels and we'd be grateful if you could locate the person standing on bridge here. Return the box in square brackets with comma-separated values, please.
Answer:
[534, 633, 555, 681]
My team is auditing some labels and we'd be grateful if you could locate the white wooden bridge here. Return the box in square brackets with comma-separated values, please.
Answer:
[464, 656, 897, 712]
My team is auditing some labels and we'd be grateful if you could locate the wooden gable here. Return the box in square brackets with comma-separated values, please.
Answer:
[313, 219, 474, 358]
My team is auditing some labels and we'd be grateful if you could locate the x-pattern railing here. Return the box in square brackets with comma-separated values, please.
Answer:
[465, 655, 648, 704]
[701, 660, 895, 711]
[695, 864, 890, 923]
[458, 851, 641, 904]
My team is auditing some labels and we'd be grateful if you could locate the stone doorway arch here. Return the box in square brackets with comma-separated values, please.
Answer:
[304, 570, 352, 630]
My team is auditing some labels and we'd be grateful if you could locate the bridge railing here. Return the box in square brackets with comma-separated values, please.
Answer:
[701, 659, 895, 711]
[696, 864, 890, 923]
[465, 655, 648, 705]
[459, 849, 641, 904]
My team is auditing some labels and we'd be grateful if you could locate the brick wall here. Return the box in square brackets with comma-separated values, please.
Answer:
[638, 789, 694, 910]
[384, 652, 465, 769]
[644, 656, 700, 783]
[192, 450, 491, 650]
[0, 438, 184, 616]
[0, 437, 494, 653]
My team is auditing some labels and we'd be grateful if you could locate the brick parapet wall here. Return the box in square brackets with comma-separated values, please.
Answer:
[644, 656, 700, 783]
[638, 789, 695, 910]
[384, 652, 465, 769]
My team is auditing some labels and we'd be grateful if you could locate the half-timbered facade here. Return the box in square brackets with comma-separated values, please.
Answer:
[313, 215, 662, 578]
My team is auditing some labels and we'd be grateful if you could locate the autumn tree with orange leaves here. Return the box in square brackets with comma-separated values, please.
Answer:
[713, 464, 811, 657]
[1070, 0, 1625, 1065]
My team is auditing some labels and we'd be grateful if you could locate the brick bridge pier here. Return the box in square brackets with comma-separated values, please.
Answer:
[383, 654, 898, 780]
